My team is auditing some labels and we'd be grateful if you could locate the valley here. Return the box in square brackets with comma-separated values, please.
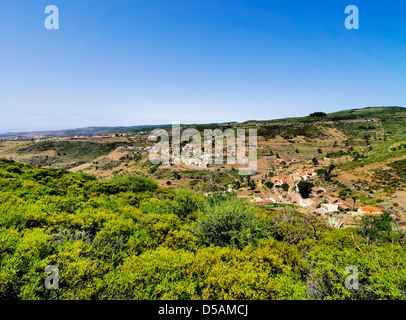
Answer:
[2, 106, 405, 228]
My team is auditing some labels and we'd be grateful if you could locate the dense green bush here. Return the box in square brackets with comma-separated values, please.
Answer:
[194, 197, 271, 248]
[113, 175, 158, 193]
[259, 124, 324, 140]
[0, 159, 405, 300]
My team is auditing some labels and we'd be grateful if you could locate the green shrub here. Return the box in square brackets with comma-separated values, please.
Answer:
[194, 198, 271, 248]
[113, 175, 158, 193]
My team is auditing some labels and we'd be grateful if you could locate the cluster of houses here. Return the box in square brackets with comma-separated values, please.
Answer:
[155, 141, 250, 169]
[127, 146, 151, 151]
[292, 169, 317, 181]
[251, 195, 283, 205]
[305, 185, 383, 216]
[33, 136, 43, 143]
[182, 157, 210, 169]
[272, 169, 318, 186]
[264, 168, 385, 217]
[317, 194, 354, 213]
[272, 176, 289, 186]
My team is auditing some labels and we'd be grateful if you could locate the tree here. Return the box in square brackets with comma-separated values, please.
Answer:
[352, 151, 361, 161]
[194, 198, 271, 248]
[280, 183, 290, 192]
[312, 157, 319, 166]
[233, 180, 241, 190]
[248, 179, 257, 191]
[351, 195, 358, 210]
[309, 112, 327, 117]
[298, 180, 314, 199]
[264, 181, 274, 189]
[328, 164, 336, 174]
[364, 134, 371, 145]
[316, 169, 331, 181]
[358, 213, 393, 244]
[149, 164, 159, 174]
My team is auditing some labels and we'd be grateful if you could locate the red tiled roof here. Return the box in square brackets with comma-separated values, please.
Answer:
[257, 200, 274, 204]
[360, 205, 383, 213]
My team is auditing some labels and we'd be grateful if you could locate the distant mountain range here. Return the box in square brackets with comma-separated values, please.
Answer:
[0, 122, 238, 140]
[0, 125, 169, 140]
[1, 106, 404, 140]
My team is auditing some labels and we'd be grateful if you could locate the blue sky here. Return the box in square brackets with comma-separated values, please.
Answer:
[0, 0, 405, 132]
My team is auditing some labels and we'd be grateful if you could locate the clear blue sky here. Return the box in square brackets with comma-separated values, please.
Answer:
[0, 0, 405, 132]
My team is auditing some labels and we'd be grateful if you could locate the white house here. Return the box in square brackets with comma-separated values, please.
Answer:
[269, 195, 282, 203]
[147, 135, 157, 141]
[321, 203, 339, 213]
[294, 194, 314, 207]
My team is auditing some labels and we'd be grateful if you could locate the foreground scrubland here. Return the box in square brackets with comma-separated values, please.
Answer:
[0, 158, 405, 300]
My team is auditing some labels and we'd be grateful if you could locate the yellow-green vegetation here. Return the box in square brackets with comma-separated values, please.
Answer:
[15, 140, 130, 168]
[0, 158, 405, 300]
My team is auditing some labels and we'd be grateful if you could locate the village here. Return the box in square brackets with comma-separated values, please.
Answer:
[1, 127, 400, 228]
[247, 167, 384, 218]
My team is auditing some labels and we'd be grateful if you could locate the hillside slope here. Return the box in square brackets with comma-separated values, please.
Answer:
[0, 159, 405, 300]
